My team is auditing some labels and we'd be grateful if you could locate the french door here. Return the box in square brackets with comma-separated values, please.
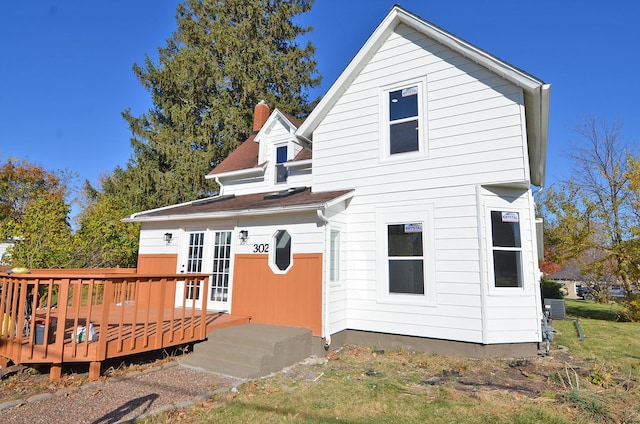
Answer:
[177, 229, 233, 311]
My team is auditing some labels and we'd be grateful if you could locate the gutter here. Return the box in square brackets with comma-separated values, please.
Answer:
[123, 190, 355, 224]
[205, 162, 267, 181]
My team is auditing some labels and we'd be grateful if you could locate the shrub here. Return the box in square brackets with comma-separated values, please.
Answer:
[622, 296, 640, 322]
[541, 277, 565, 299]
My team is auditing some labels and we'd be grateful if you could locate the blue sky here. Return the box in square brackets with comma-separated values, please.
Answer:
[1, 1, 638, 199]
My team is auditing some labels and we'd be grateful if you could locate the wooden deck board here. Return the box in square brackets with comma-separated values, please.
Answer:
[17, 306, 250, 364]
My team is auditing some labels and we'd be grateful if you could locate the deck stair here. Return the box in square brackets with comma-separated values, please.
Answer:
[180, 323, 312, 379]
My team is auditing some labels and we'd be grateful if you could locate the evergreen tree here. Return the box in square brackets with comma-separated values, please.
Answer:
[112, 0, 320, 211]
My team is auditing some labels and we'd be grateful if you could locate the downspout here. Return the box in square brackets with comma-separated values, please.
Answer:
[317, 209, 331, 348]
[215, 177, 224, 196]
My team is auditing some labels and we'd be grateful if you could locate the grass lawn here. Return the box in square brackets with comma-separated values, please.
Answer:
[144, 300, 640, 424]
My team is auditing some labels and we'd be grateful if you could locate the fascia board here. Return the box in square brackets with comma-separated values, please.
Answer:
[255, 108, 298, 143]
[283, 159, 312, 169]
[123, 203, 329, 223]
[204, 163, 266, 180]
[122, 197, 202, 222]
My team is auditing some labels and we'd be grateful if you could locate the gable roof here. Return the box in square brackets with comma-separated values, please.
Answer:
[296, 5, 550, 187]
[207, 108, 300, 179]
[124, 187, 354, 222]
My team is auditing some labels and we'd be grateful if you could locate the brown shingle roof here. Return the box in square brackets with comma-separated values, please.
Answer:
[292, 148, 312, 161]
[208, 134, 259, 176]
[130, 187, 353, 220]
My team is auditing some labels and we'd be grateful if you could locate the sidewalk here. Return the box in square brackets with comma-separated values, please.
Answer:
[0, 363, 243, 424]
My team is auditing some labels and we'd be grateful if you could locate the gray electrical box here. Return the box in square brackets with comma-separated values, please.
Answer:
[544, 298, 566, 320]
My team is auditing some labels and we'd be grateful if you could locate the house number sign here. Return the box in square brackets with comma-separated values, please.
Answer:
[253, 243, 270, 253]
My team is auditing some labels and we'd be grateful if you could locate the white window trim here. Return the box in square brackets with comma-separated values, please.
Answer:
[376, 205, 436, 306]
[484, 206, 530, 295]
[379, 76, 428, 163]
[269, 229, 293, 274]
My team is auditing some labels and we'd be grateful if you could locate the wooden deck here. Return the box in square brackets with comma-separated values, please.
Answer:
[0, 270, 250, 381]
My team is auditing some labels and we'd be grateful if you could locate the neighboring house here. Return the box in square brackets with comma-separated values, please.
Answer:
[125, 6, 550, 356]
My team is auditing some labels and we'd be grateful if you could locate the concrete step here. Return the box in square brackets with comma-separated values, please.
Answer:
[181, 355, 265, 379]
[180, 323, 312, 379]
[191, 341, 272, 367]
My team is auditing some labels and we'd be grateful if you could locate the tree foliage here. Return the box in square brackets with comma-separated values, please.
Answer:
[0, 158, 74, 268]
[108, 0, 320, 212]
[540, 116, 639, 302]
[73, 179, 140, 268]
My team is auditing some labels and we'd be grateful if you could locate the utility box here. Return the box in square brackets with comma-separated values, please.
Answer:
[544, 298, 566, 320]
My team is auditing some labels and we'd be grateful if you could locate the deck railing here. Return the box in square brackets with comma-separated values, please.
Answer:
[0, 271, 211, 379]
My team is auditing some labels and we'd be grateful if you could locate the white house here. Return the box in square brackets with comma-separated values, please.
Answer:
[125, 5, 550, 357]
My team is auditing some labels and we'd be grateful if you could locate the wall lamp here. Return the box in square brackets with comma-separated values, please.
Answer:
[239, 230, 249, 242]
[163, 232, 173, 243]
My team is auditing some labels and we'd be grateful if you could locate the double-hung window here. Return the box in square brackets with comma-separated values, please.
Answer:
[275, 145, 288, 183]
[377, 206, 435, 305]
[381, 79, 426, 159]
[490, 211, 523, 288]
[387, 223, 425, 294]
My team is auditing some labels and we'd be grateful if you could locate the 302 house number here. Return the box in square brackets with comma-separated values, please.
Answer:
[253, 243, 269, 253]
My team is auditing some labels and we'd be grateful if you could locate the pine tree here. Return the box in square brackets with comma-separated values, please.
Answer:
[113, 0, 320, 210]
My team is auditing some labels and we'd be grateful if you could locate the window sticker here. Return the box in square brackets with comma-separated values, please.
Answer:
[501, 211, 519, 223]
[404, 223, 423, 233]
[402, 86, 418, 97]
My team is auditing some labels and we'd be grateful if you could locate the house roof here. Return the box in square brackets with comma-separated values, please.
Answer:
[123, 187, 354, 223]
[296, 5, 550, 187]
[207, 108, 305, 178]
[208, 133, 260, 176]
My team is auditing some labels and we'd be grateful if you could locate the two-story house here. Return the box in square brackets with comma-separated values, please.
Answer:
[125, 5, 550, 356]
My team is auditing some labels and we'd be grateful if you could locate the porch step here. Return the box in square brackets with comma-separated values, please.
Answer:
[180, 323, 312, 379]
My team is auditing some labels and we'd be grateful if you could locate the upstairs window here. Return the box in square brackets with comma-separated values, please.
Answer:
[389, 86, 419, 154]
[490, 211, 522, 288]
[276, 145, 288, 183]
[380, 79, 427, 161]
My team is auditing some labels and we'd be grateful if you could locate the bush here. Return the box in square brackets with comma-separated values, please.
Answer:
[622, 296, 640, 322]
[541, 277, 565, 299]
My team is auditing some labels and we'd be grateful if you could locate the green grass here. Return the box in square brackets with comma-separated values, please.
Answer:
[564, 298, 625, 321]
[141, 300, 640, 424]
[555, 299, 640, 378]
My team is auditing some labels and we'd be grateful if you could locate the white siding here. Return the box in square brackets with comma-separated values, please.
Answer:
[311, 24, 539, 344]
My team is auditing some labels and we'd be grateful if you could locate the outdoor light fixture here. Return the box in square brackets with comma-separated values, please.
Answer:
[239, 230, 249, 242]
[163, 232, 173, 243]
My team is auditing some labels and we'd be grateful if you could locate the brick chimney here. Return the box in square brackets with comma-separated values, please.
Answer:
[253, 100, 270, 132]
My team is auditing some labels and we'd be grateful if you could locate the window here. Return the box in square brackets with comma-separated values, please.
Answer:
[387, 223, 424, 294]
[330, 230, 340, 282]
[275, 145, 288, 183]
[272, 230, 292, 272]
[490, 211, 522, 288]
[389, 86, 419, 154]
[186, 232, 205, 300]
